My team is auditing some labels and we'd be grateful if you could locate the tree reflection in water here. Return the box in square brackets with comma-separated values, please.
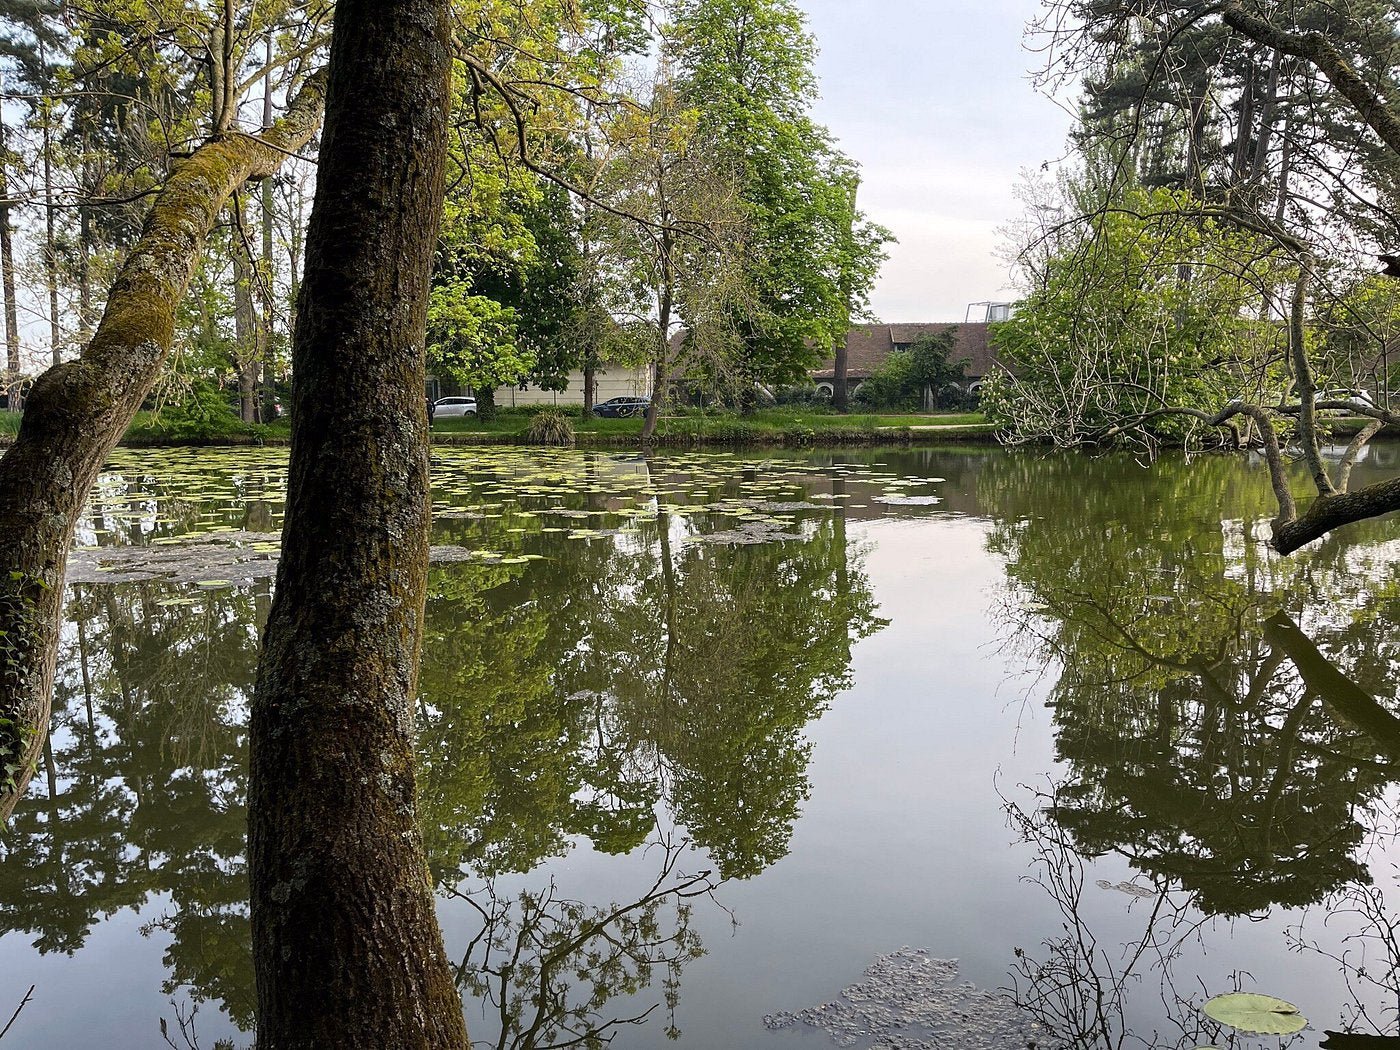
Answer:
[988, 451, 1400, 915]
[990, 454, 1400, 1046]
[451, 829, 720, 1050]
[1, 451, 883, 1044]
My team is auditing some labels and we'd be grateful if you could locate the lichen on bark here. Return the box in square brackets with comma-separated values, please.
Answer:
[0, 68, 328, 820]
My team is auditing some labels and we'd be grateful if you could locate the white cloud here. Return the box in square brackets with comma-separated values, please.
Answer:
[797, 0, 1074, 322]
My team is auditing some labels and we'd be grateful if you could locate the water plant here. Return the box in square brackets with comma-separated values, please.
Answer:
[1202, 992, 1308, 1036]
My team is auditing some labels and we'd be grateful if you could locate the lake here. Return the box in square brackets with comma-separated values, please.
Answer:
[3, 443, 1400, 1049]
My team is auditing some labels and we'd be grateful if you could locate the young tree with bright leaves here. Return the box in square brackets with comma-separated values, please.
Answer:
[588, 66, 751, 444]
[666, 0, 890, 389]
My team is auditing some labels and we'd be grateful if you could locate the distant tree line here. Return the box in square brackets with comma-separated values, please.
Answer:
[0, 0, 891, 432]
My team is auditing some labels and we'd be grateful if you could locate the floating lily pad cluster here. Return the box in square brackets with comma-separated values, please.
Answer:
[70, 446, 951, 592]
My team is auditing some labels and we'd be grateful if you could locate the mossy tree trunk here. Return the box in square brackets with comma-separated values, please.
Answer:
[247, 1, 466, 1047]
[0, 70, 328, 821]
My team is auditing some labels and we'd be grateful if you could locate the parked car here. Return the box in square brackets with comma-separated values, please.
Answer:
[592, 396, 650, 418]
[1318, 389, 1378, 413]
[433, 396, 478, 418]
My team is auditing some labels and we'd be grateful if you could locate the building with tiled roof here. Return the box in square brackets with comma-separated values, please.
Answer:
[810, 322, 1002, 398]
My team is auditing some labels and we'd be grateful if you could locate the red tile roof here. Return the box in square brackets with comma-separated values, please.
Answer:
[811, 323, 999, 380]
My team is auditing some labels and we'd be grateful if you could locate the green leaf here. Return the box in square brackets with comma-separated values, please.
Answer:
[1201, 993, 1307, 1035]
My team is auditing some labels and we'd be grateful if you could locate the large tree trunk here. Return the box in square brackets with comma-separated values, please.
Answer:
[0, 71, 328, 821]
[247, 1, 465, 1047]
[832, 332, 849, 412]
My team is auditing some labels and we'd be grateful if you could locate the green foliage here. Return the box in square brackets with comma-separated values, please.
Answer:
[665, 0, 892, 385]
[141, 377, 252, 441]
[524, 407, 575, 446]
[427, 279, 531, 393]
[987, 185, 1290, 446]
[853, 329, 967, 410]
[1317, 274, 1400, 400]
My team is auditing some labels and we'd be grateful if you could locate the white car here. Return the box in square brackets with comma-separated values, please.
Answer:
[433, 396, 478, 418]
[1317, 389, 1378, 413]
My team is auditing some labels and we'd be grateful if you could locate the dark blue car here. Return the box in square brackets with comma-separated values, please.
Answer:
[592, 396, 651, 418]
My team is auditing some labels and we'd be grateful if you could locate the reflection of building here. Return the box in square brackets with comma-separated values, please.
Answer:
[811, 323, 1002, 401]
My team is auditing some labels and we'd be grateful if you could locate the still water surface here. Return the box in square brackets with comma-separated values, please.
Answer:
[4, 444, 1400, 1048]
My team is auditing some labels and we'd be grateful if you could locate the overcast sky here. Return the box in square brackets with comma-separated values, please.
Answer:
[799, 0, 1075, 323]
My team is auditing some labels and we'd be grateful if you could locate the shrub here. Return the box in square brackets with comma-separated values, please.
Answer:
[526, 407, 575, 446]
[144, 378, 252, 440]
[853, 329, 968, 411]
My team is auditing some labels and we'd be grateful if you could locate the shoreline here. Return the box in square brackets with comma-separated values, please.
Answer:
[5, 417, 1392, 452]
[0, 423, 1001, 451]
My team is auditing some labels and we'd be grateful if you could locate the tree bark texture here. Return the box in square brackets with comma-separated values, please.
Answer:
[246, 2, 464, 1047]
[833, 333, 849, 412]
[0, 72, 328, 820]
[1271, 477, 1400, 554]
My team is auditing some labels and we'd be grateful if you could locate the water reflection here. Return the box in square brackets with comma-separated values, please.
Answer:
[989, 451, 1400, 916]
[20, 444, 1400, 1047]
[3, 449, 886, 1040]
[455, 829, 717, 1049]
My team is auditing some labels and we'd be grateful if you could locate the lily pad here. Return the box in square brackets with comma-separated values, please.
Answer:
[1201, 993, 1307, 1035]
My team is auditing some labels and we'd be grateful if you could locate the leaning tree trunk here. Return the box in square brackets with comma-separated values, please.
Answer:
[0, 72, 328, 821]
[247, 1, 465, 1047]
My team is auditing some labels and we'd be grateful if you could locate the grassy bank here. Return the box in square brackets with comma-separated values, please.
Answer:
[432, 407, 992, 446]
[0, 406, 992, 449]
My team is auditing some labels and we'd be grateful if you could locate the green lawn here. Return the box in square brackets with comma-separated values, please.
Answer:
[0, 406, 989, 446]
[430, 406, 989, 443]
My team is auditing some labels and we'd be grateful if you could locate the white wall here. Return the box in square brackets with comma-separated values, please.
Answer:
[498, 366, 652, 407]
